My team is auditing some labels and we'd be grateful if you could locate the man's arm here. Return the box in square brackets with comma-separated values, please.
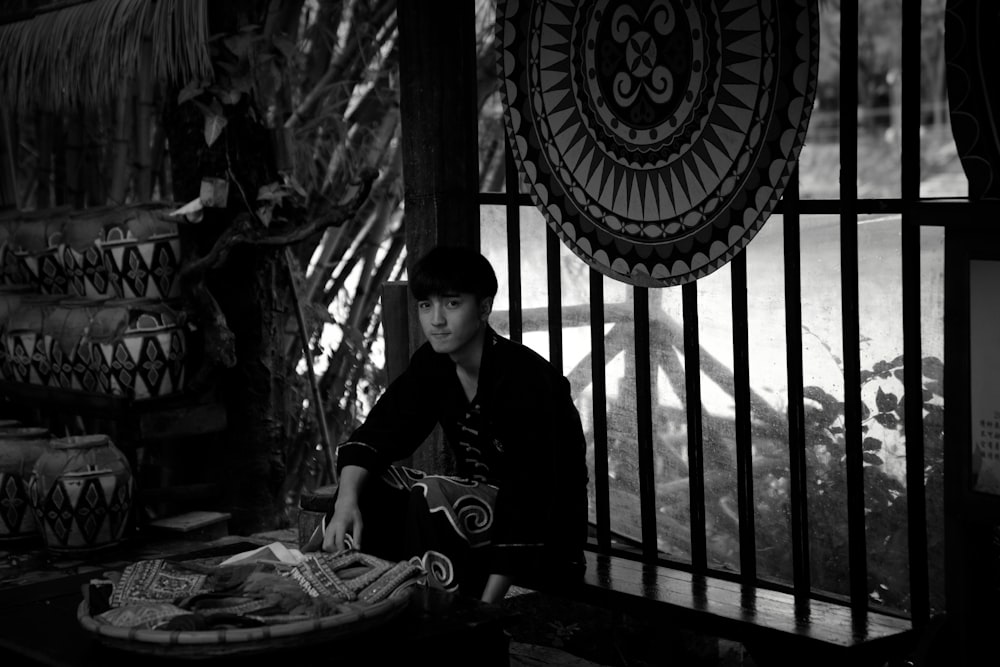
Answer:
[322, 465, 370, 552]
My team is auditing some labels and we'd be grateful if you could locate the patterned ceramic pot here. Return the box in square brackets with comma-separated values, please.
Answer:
[0, 210, 30, 287]
[2, 294, 62, 386]
[100, 205, 181, 300]
[11, 209, 71, 295]
[43, 298, 105, 391]
[0, 426, 51, 543]
[0, 286, 33, 382]
[28, 434, 133, 554]
[88, 299, 186, 399]
[61, 206, 118, 298]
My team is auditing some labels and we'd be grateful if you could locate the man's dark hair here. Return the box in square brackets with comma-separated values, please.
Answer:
[410, 246, 498, 301]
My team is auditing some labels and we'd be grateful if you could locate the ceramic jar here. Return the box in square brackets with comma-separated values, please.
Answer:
[99, 204, 181, 300]
[28, 434, 133, 553]
[0, 210, 29, 287]
[61, 206, 117, 298]
[10, 208, 71, 295]
[2, 294, 62, 386]
[42, 297, 105, 391]
[87, 299, 186, 399]
[0, 286, 33, 382]
[0, 426, 51, 543]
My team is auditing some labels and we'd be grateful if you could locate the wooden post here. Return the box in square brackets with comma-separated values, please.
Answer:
[381, 281, 411, 384]
[396, 0, 480, 475]
[398, 0, 480, 258]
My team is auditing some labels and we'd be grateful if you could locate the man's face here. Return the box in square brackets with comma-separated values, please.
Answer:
[417, 292, 491, 357]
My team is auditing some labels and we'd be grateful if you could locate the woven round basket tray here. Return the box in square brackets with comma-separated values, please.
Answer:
[77, 581, 412, 659]
[76, 548, 419, 659]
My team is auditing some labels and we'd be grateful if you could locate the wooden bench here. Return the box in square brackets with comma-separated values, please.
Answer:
[377, 280, 926, 666]
[569, 551, 921, 667]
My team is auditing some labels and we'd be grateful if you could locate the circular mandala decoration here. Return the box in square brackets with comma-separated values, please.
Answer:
[497, 0, 819, 286]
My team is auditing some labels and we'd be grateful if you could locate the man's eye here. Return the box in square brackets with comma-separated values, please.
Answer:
[447, 299, 462, 308]
[417, 302, 430, 309]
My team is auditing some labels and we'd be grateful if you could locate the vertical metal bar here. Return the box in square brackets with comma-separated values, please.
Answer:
[731, 252, 756, 580]
[901, 0, 929, 627]
[683, 281, 707, 571]
[504, 143, 522, 343]
[590, 270, 611, 550]
[634, 287, 657, 559]
[839, 0, 868, 612]
[546, 227, 563, 373]
[783, 170, 811, 600]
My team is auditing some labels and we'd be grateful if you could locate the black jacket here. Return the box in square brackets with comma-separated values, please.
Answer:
[336, 327, 589, 580]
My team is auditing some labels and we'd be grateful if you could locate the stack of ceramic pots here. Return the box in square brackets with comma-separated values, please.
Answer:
[0, 204, 187, 399]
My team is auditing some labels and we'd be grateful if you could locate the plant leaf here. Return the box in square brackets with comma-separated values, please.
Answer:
[863, 437, 882, 451]
[177, 80, 205, 104]
[204, 113, 228, 147]
[863, 452, 884, 466]
[874, 412, 898, 429]
[875, 387, 898, 413]
[922, 356, 944, 381]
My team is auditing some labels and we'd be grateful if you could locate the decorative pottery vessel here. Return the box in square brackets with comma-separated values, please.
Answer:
[0, 286, 33, 382]
[100, 205, 181, 300]
[43, 298, 105, 391]
[11, 208, 71, 295]
[87, 299, 187, 399]
[2, 294, 62, 386]
[29, 434, 133, 554]
[61, 206, 118, 298]
[0, 210, 30, 287]
[0, 426, 51, 543]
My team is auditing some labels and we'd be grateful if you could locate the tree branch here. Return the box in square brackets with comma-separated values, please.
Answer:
[178, 166, 378, 371]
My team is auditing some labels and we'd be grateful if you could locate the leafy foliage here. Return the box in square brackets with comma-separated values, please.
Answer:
[764, 354, 945, 612]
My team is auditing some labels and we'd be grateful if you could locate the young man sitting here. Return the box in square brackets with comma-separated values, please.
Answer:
[321, 245, 589, 603]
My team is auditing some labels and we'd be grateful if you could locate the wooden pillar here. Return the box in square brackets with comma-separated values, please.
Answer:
[398, 0, 480, 260]
[396, 0, 480, 474]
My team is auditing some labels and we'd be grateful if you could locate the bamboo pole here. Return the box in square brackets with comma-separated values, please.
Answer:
[84, 107, 106, 206]
[0, 107, 17, 208]
[108, 85, 132, 204]
[35, 109, 53, 209]
[133, 12, 154, 201]
[284, 246, 336, 485]
[65, 107, 84, 208]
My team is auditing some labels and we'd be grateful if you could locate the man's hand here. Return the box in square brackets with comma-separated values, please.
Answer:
[321, 465, 370, 552]
[322, 498, 363, 552]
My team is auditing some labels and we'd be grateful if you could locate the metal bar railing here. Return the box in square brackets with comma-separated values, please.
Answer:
[901, 0, 930, 627]
[504, 143, 523, 343]
[783, 171, 812, 601]
[839, 0, 869, 613]
[546, 227, 563, 373]
[731, 252, 756, 580]
[633, 287, 657, 559]
[683, 282, 708, 572]
[590, 270, 611, 549]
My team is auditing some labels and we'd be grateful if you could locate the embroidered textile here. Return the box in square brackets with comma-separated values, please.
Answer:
[109, 559, 208, 606]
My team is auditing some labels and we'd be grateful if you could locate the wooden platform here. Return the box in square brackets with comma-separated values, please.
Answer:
[569, 551, 918, 667]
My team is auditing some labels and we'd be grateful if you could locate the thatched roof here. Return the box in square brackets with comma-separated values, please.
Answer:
[0, 0, 212, 111]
